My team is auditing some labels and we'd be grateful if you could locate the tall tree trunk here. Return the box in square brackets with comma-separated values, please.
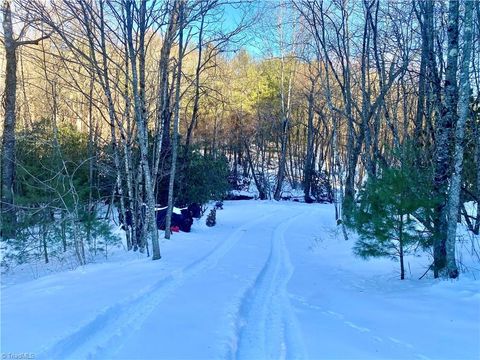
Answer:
[399, 215, 405, 280]
[360, 0, 373, 178]
[120, 38, 136, 251]
[41, 210, 49, 264]
[273, 33, 295, 200]
[432, 0, 459, 277]
[1, 0, 49, 238]
[274, 121, 289, 201]
[273, 1, 297, 201]
[165, 1, 184, 239]
[304, 80, 315, 203]
[154, 0, 178, 189]
[93, 0, 130, 253]
[445, 0, 474, 279]
[185, 5, 205, 154]
[475, 104, 480, 235]
[415, 0, 428, 143]
[244, 140, 266, 200]
[1, 1, 17, 238]
[125, 0, 161, 259]
[476, 1, 480, 236]
[341, 1, 356, 212]
[86, 74, 97, 251]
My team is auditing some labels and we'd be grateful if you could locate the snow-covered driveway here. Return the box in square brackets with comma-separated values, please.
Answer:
[1, 201, 479, 359]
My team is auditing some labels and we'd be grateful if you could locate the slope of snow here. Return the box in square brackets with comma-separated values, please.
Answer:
[1, 201, 479, 359]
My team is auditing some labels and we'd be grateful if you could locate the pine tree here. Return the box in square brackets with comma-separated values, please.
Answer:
[206, 208, 216, 227]
[347, 147, 436, 279]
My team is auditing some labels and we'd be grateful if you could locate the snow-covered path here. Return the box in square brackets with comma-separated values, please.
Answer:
[2, 201, 479, 360]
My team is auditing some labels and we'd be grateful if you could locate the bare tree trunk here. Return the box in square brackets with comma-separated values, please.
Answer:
[125, 0, 161, 259]
[185, 4, 205, 154]
[399, 215, 405, 280]
[120, 40, 135, 251]
[476, 1, 480, 236]
[273, 7, 296, 200]
[244, 140, 266, 200]
[41, 211, 49, 264]
[92, 0, 130, 254]
[154, 0, 178, 188]
[165, 1, 184, 239]
[1, 1, 49, 238]
[475, 106, 480, 235]
[86, 74, 97, 250]
[445, 0, 474, 279]
[304, 80, 315, 203]
[360, 0, 373, 178]
[432, 0, 459, 277]
[1, 1, 17, 238]
[414, 0, 428, 142]
[340, 0, 356, 211]
[274, 122, 289, 200]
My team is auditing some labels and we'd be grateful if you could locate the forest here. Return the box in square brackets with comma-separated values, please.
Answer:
[1, 0, 479, 281]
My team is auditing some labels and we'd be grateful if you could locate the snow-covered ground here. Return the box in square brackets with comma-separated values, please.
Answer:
[1, 201, 479, 359]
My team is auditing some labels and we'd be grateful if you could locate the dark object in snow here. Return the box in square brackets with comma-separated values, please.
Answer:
[119, 209, 136, 231]
[188, 203, 202, 219]
[156, 208, 193, 232]
[119, 205, 196, 232]
[125, 209, 133, 226]
[119, 209, 133, 230]
[225, 193, 254, 201]
[281, 195, 303, 202]
[206, 208, 216, 227]
[215, 201, 223, 210]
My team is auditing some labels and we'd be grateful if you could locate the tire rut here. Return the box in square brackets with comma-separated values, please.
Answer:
[232, 210, 307, 360]
[37, 210, 281, 360]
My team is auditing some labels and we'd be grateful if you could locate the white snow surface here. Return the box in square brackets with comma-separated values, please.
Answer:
[1, 201, 479, 359]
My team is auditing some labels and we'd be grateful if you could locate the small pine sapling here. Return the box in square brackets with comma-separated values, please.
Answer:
[347, 148, 436, 279]
[206, 208, 216, 227]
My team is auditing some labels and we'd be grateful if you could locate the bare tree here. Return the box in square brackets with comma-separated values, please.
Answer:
[165, 0, 185, 240]
[1, 0, 49, 238]
[431, 0, 459, 277]
[303, 76, 316, 203]
[273, 1, 298, 201]
[445, 0, 475, 279]
[125, 0, 161, 259]
[153, 0, 179, 188]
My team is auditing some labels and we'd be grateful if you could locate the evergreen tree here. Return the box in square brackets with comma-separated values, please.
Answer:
[176, 150, 229, 206]
[1, 120, 120, 267]
[206, 208, 216, 227]
[347, 146, 437, 279]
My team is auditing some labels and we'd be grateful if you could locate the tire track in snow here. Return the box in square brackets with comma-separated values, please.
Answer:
[37, 209, 282, 360]
[232, 210, 307, 360]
